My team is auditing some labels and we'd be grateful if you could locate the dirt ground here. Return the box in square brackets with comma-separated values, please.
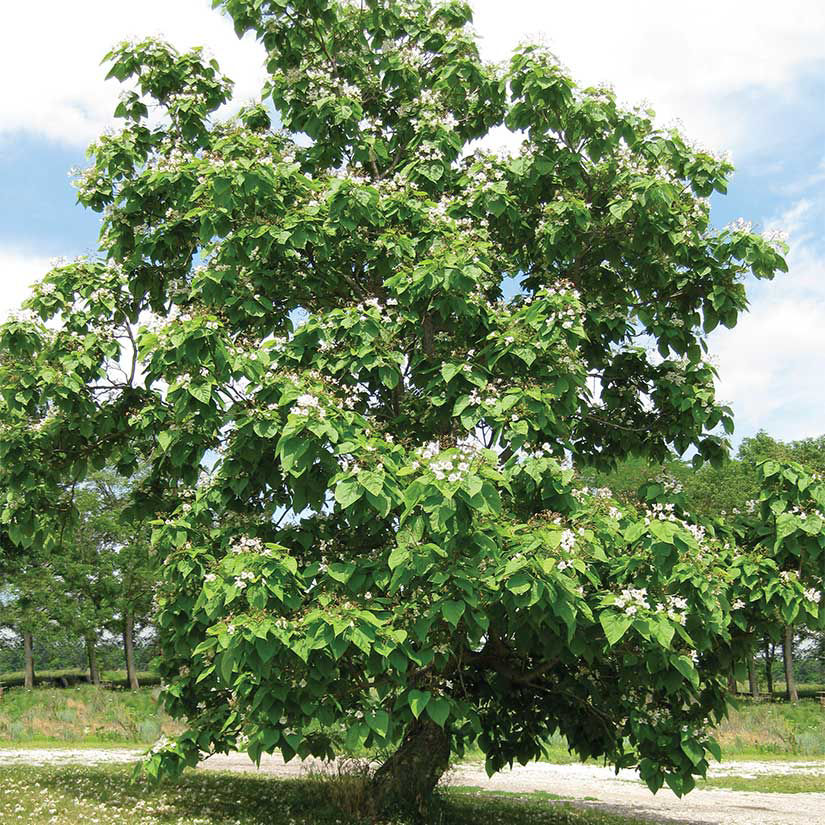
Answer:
[2, 748, 824, 825]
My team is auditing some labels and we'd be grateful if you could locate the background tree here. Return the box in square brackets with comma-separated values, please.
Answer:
[0, 0, 807, 817]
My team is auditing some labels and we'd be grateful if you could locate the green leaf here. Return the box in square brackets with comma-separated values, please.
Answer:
[219, 650, 234, 685]
[441, 363, 461, 383]
[366, 709, 390, 739]
[408, 689, 431, 719]
[359, 470, 385, 496]
[426, 697, 450, 727]
[327, 562, 356, 583]
[335, 479, 363, 509]
[441, 599, 465, 627]
[506, 573, 531, 596]
[388, 546, 410, 570]
[671, 654, 700, 688]
[188, 382, 212, 404]
[600, 611, 633, 646]
[681, 737, 704, 767]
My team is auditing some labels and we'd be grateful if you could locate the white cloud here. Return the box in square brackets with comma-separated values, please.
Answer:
[0, 248, 52, 320]
[712, 196, 825, 442]
[3, 1, 824, 156]
[471, 0, 825, 157]
[0, 0, 267, 145]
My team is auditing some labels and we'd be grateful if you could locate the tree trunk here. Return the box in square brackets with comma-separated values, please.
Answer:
[23, 631, 35, 689]
[764, 638, 774, 697]
[123, 612, 140, 690]
[727, 669, 737, 694]
[370, 719, 450, 818]
[747, 652, 759, 699]
[783, 626, 798, 703]
[86, 636, 100, 686]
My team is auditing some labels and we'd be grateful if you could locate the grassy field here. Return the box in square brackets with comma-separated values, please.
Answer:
[0, 764, 649, 825]
[1, 684, 824, 758]
[700, 773, 825, 793]
[0, 685, 182, 747]
[713, 697, 825, 757]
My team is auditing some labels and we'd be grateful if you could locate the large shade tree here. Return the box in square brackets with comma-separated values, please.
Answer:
[0, 0, 810, 816]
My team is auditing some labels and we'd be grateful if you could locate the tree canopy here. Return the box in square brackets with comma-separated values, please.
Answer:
[0, 0, 813, 815]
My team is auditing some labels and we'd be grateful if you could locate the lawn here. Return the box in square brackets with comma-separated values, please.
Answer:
[0, 765, 649, 825]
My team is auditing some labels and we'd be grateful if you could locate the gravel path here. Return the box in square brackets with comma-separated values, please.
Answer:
[2, 748, 824, 825]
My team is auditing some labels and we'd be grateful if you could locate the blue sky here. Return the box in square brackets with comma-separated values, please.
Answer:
[1, 0, 824, 449]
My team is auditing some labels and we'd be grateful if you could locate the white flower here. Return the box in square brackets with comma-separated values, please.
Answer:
[804, 588, 822, 604]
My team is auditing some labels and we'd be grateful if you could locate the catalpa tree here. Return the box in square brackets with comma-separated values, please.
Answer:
[0, 0, 801, 814]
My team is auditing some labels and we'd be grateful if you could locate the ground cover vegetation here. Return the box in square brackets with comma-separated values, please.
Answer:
[0, 764, 654, 825]
[0, 684, 179, 746]
[2, 685, 824, 759]
[0, 0, 822, 819]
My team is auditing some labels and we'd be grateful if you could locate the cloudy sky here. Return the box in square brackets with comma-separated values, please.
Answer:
[1, 0, 824, 447]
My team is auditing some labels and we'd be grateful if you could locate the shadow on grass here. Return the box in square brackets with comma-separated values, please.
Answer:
[1, 764, 653, 825]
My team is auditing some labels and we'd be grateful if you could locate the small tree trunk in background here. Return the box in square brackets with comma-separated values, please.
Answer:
[764, 638, 774, 697]
[123, 612, 140, 690]
[86, 637, 100, 686]
[747, 653, 759, 699]
[783, 626, 798, 703]
[23, 631, 35, 689]
[727, 669, 737, 694]
[370, 719, 450, 818]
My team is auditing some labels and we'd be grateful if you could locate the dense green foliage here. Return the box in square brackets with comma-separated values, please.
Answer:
[0, 470, 156, 684]
[0, 0, 817, 810]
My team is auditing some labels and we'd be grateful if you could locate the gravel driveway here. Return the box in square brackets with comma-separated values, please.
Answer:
[2, 748, 823, 825]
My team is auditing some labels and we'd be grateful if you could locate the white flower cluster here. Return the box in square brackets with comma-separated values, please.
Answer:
[412, 439, 480, 482]
[644, 502, 677, 523]
[726, 217, 753, 234]
[5, 309, 37, 324]
[790, 504, 825, 521]
[148, 735, 170, 755]
[468, 387, 496, 407]
[804, 588, 822, 604]
[292, 393, 325, 418]
[560, 529, 576, 552]
[233, 570, 255, 590]
[230, 536, 265, 554]
[613, 588, 689, 624]
[731, 599, 746, 610]
[763, 228, 788, 249]
[660, 595, 689, 625]
[614, 587, 650, 617]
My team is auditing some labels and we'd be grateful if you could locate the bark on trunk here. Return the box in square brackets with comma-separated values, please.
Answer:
[783, 626, 798, 703]
[727, 669, 737, 694]
[764, 638, 774, 697]
[123, 613, 140, 690]
[86, 637, 100, 686]
[370, 719, 450, 818]
[23, 631, 35, 689]
[747, 653, 759, 699]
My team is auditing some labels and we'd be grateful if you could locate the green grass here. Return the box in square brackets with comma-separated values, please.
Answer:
[0, 685, 182, 747]
[699, 773, 825, 793]
[1, 685, 824, 761]
[0, 765, 651, 825]
[714, 698, 825, 757]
